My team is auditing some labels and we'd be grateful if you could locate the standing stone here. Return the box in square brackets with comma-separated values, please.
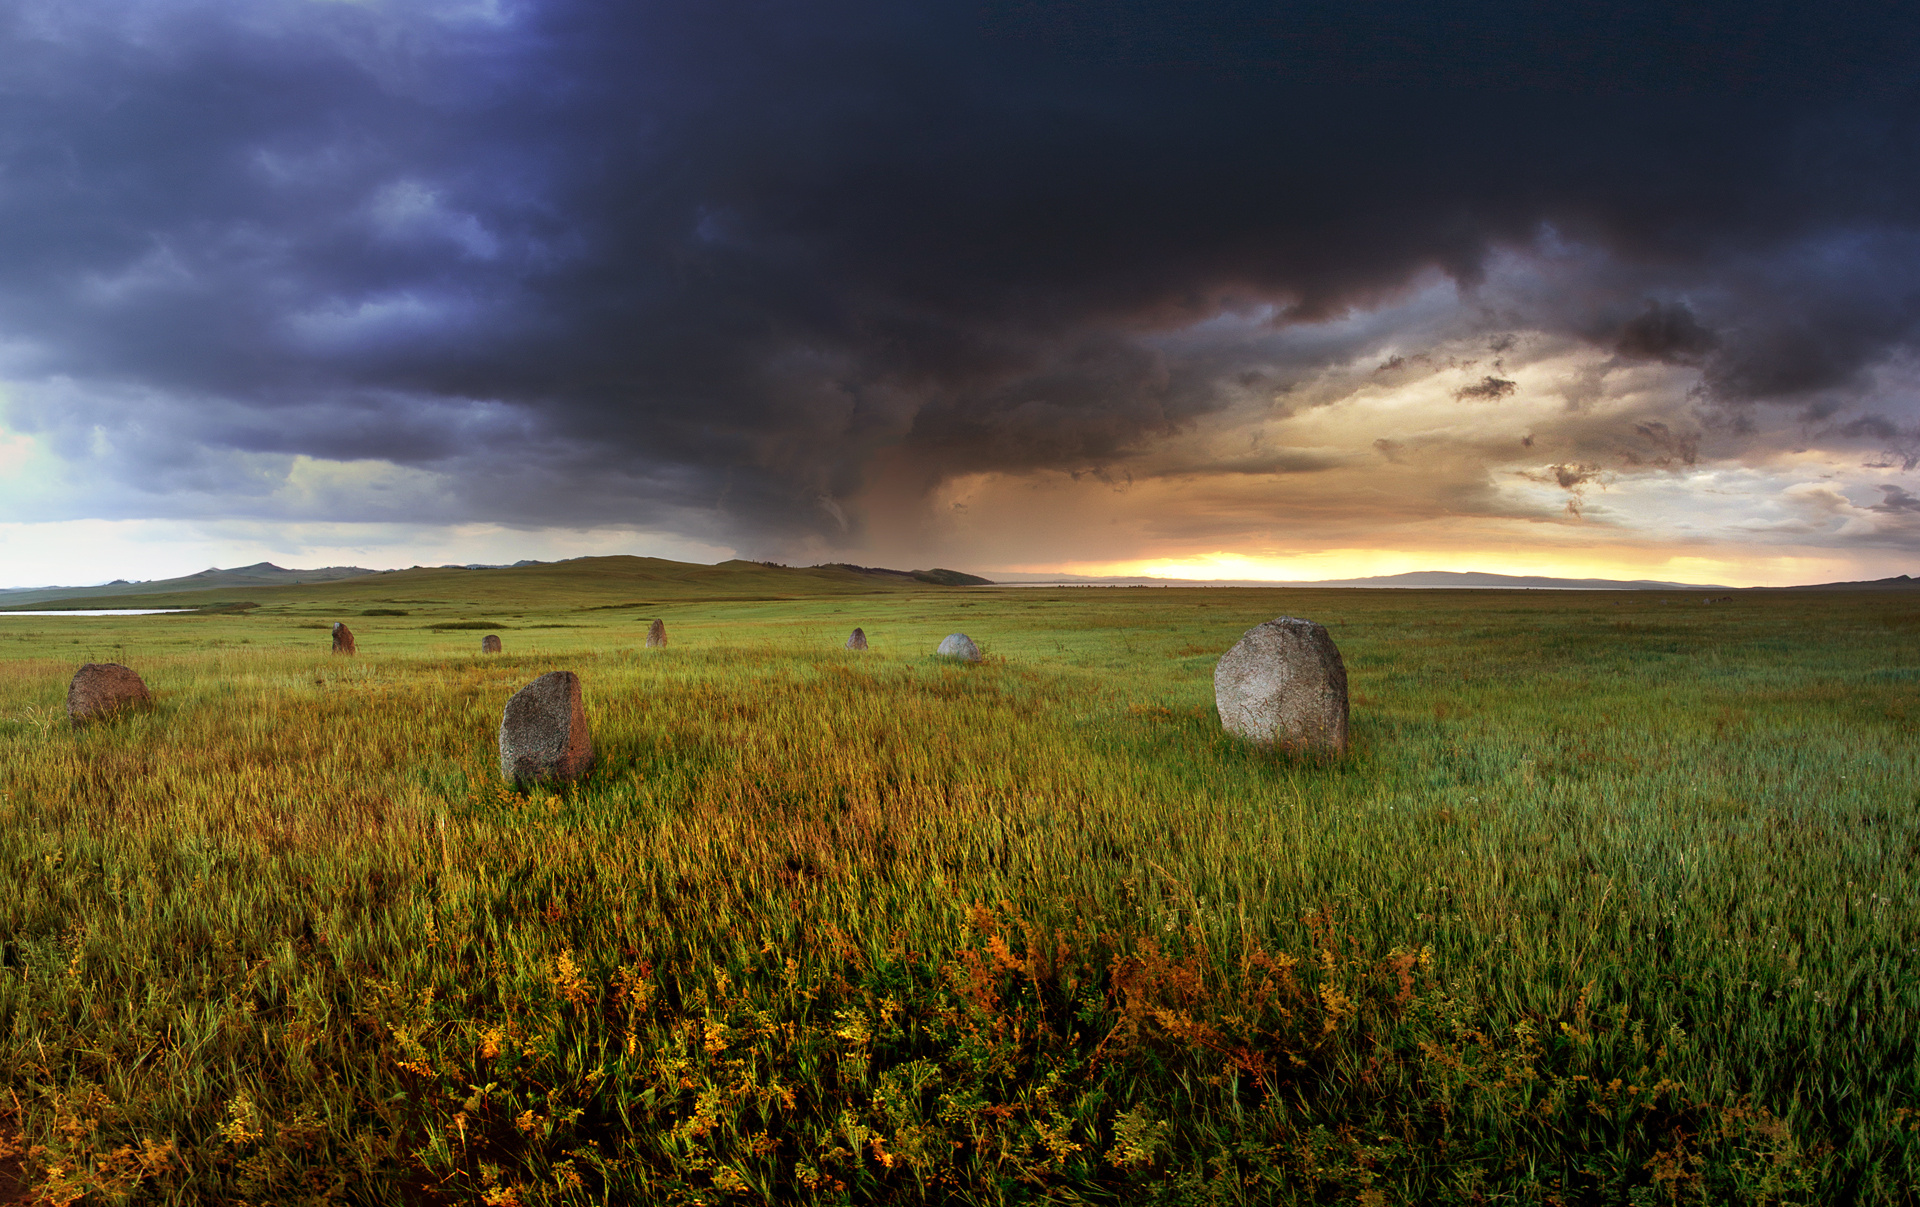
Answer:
[846, 627, 868, 650]
[481, 634, 503, 653]
[499, 671, 594, 786]
[646, 619, 667, 648]
[67, 663, 151, 726]
[331, 622, 356, 655]
[1213, 617, 1349, 755]
[936, 633, 981, 662]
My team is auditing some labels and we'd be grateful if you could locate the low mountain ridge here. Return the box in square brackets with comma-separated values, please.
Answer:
[6, 557, 1914, 610]
[0, 555, 995, 611]
[813, 564, 995, 587]
[1750, 573, 1920, 591]
[0, 561, 378, 606]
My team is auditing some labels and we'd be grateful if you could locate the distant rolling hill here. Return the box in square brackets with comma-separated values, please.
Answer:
[6, 557, 1913, 612]
[814, 563, 994, 587]
[1751, 573, 1920, 591]
[0, 561, 379, 607]
[0, 556, 995, 611]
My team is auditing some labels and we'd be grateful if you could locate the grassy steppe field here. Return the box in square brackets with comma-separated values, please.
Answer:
[1, 566, 1916, 1205]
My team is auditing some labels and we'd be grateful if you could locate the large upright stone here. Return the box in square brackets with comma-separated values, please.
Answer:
[67, 663, 151, 726]
[936, 633, 981, 662]
[1213, 617, 1348, 755]
[499, 671, 594, 786]
[646, 619, 667, 649]
[481, 634, 503, 654]
[331, 622, 356, 655]
[846, 627, 868, 650]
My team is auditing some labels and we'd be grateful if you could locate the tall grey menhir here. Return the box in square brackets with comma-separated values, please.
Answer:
[499, 671, 595, 786]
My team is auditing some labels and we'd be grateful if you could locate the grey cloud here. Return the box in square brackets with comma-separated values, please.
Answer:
[1874, 484, 1920, 513]
[1455, 376, 1518, 401]
[1524, 463, 1607, 492]
[1844, 416, 1920, 471]
[1144, 449, 1343, 479]
[1519, 461, 1609, 518]
[1625, 422, 1699, 469]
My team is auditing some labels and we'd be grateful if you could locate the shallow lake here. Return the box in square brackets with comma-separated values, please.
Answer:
[0, 608, 196, 616]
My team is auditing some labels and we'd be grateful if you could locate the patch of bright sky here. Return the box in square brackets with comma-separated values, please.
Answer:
[273, 454, 452, 515]
[1496, 459, 1916, 545]
[1045, 547, 1886, 588]
[0, 423, 65, 514]
[0, 428, 35, 476]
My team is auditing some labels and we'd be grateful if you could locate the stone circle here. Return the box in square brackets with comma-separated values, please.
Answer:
[499, 671, 594, 786]
[1213, 616, 1348, 755]
[846, 627, 868, 650]
[936, 632, 981, 662]
[67, 663, 152, 726]
[331, 622, 356, 655]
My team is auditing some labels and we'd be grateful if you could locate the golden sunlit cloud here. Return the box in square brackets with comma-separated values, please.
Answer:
[854, 324, 1918, 587]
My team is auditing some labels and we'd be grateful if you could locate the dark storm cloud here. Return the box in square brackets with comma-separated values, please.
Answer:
[3, 0, 1920, 544]
[1615, 302, 1719, 366]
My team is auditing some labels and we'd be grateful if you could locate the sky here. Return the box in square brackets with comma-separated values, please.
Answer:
[2, 0, 1919, 587]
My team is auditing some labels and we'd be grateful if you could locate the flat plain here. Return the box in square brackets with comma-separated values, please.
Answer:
[1, 561, 1916, 1205]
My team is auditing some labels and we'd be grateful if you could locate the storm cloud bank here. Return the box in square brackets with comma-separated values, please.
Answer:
[3, 0, 1919, 561]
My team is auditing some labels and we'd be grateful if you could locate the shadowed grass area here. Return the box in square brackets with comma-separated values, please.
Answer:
[0, 585, 1916, 1204]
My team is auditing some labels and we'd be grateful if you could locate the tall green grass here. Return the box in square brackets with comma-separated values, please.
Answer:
[0, 588, 1916, 1204]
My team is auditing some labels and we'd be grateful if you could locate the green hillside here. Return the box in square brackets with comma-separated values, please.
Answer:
[0, 561, 379, 607]
[1, 556, 991, 615]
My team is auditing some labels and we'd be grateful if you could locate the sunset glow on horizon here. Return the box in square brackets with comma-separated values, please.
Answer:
[1040, 551, 1872, 589]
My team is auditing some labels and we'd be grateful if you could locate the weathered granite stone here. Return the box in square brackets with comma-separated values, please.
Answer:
[846, 627, 868, 650]
[646, 619, 667, 648]
[331, 622, 356, 655]
[67, 663, 151, 725]
[1213, 616, 1348, 755]
[499, 671, 594, 785]
[936, 633, 981, 662]
[481, 634, 503, 653]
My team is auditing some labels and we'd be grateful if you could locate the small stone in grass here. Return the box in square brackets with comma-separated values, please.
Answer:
[67, 663, 152, 726]
[936, 633, 981, 662]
